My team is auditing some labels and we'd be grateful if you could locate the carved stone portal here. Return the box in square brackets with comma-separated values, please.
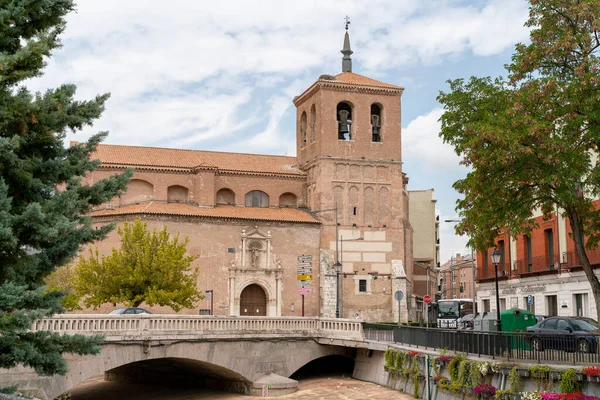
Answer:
[228, 226, 283, 316]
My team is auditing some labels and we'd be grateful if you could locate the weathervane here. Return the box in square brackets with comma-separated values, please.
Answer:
[344, 15, 351, 31]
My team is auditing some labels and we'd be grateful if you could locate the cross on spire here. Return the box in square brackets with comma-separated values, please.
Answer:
[341, 16, 353, 72]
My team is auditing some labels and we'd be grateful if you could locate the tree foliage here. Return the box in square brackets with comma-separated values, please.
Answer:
[438, 0, 600, 311]
[0, 0, 132, 376]
[68, 219, 203, 312]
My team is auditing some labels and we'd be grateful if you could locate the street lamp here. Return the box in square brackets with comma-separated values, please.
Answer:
[333, 260, 343, 318]
[490, 248, 502, 331]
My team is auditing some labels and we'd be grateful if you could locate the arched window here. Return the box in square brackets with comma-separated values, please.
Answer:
[167, 185, 188, 203]
[300, 112, 307, 147]
[121, 179, 153, 205]
[337, 102, 353, 140]
[309, 104, 316, 142]
[245, 191, 269, 208]
[279, 192, 297, 207]
[216, 188, 235, 205]
[371, 104, 382, 142]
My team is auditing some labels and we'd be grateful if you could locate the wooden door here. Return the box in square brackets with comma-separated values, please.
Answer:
[240, 284, 267, 316]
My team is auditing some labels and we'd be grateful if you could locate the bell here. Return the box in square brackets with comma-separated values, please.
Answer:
[339, 123, 350, 134]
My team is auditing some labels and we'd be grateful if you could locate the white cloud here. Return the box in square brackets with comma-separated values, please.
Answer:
[25, 0, 530, 152]
[403, 108, 465, 170]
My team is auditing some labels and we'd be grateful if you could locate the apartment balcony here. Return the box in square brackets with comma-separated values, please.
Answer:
[476, 265, 511, 283]
[563, 247, 600, 272]
[514, 254, 560, 277]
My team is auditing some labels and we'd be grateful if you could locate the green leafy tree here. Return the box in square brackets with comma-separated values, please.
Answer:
[438, 0, 600, 312]
[0, 0, 132, 377]
[70, 219, 203, 311]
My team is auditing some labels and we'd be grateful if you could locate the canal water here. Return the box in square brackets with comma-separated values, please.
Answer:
[67, 374, 413, 399]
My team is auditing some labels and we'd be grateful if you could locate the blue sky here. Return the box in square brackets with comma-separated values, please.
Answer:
[29, 0, 532, 262]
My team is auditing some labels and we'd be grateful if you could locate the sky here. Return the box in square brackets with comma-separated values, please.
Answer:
[28, 0, 532, 263]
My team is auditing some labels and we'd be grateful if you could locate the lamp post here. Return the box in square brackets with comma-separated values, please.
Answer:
[490, 248, 502, 331]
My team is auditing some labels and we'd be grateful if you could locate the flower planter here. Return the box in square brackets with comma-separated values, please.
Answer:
[500, 368, 513, 376]
[517, 369, 530, 378]
[575, 372, 586, 381]
[511, 394, 521, 400]
[587, 375, 600, 382]
[548, 371, 562, 381]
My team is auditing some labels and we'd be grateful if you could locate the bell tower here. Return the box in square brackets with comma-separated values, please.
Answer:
[293, 23, 413, 322]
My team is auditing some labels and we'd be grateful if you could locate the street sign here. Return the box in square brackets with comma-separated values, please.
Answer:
[298, 280, 312, 287]
[297, 256, 312, 262]
[297, 288, 312, 295]
[424, 295, 431, 304]
[527, 295, 533, 305]
[394, 290, 404, 301]
[297, 275, 312, 281]
[296, 262, 312, 267]
[297, 268, 312, 274]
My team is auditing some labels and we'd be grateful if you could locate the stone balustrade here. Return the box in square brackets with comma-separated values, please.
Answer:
[31, 315, 364, 342]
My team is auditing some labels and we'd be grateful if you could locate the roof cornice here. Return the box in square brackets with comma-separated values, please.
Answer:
[293, 80, 404, 107]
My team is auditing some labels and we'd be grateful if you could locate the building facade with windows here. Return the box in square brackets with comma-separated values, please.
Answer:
[476, 202, 600, 320]
[76, 30, 421, 322]
[439, 253, 476, 300]
[408, 189, 439, 317]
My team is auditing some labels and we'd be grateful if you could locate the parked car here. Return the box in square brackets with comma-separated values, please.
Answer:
[109, 307, 152, 315]
[525, 316, 598, 353]
[456, 313, 475, 330]
[535, 315, 549, 324]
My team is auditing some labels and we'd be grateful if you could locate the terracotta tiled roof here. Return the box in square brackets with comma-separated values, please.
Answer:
[90, 203, 320, 224]
[330, 72, 403, 90]
[87, 144, 303, 176]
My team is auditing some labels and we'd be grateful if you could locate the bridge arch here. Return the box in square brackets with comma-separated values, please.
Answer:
[17, 338, 354, 399]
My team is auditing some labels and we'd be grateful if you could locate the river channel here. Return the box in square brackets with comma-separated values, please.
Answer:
[67, 374, 413, 399]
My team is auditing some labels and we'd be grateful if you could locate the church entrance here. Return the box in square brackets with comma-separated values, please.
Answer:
[240, 284, 267, 316]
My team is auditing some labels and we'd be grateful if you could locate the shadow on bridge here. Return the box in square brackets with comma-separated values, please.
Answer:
[290, 354, 356, 381]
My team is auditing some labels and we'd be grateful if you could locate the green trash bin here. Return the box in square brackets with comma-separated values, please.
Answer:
[500, 308, 537, 350]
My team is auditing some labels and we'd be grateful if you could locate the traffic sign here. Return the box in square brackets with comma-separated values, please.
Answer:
[297, 288, 312, 295]
[297, 256, 312, 262]
[394, 290, 404, 301]
[298, 280, 312, 287]
[424, 295, 431, 304]
[527, 295, 533, 305]
[297, 275, 312, 281]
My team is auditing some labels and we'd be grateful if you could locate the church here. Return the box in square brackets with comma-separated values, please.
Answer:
[80, 28, 420, 322]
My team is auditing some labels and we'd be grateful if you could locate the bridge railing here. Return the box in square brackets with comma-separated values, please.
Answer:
[31, 315, 364, 341]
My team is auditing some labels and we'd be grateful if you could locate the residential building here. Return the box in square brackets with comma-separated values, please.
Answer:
[408, 189, 439, 316]
[476, 201, 600, 319]
[440, 253, 476, 300]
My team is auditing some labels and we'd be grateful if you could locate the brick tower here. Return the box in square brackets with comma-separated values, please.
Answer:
[293, 26, 413, 322]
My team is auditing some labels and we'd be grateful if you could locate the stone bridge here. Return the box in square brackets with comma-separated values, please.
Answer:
[0, 315, 368, 399]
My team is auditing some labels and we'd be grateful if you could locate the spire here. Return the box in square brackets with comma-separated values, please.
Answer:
[341, 16, 353, 73]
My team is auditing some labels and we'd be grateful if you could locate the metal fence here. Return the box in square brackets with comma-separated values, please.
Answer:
[363, 323, 600, 365]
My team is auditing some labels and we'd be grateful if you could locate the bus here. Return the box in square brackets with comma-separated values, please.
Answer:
[436, 299, 474, 329]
